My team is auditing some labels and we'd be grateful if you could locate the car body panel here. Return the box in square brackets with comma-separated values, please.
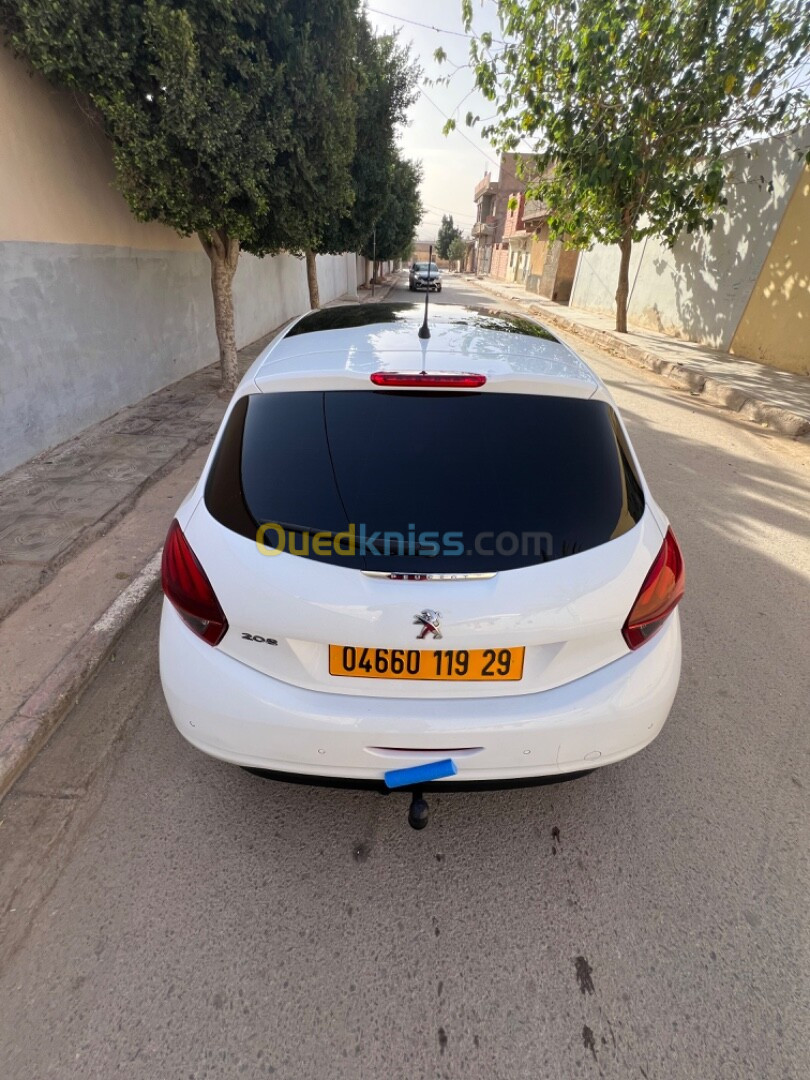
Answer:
[160, 601, 681, 781]
[182, 499, 665, 699]
[251, 310, 599, 399]
[159, 302, 683, 783]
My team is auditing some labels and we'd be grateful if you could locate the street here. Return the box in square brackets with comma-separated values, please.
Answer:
[1, 272, 808, 1080]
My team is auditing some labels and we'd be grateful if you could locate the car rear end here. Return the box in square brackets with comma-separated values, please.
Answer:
[159, 308, 683, 785]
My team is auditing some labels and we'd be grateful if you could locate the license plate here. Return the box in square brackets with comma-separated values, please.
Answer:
[328, 646, 524, 681]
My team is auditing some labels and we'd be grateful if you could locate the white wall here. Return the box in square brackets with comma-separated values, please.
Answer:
[234, 250, 355, 345]
[0, 245, 356, 473]
[569, 132, 808, 350]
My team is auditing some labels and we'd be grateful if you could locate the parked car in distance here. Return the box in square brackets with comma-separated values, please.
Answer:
[160, 302, 685, 805]
[409, 261, 441, 291]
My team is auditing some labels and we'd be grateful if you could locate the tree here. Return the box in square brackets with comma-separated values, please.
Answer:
[314, 20, 420, 298]
[1, 0, 361, 390]
[436, 214, 462, 260]
[245, 3, 362, 311]
[448, 235, 467, 267]
[458, 0, 810, 332]
[362, 156, 424, 270]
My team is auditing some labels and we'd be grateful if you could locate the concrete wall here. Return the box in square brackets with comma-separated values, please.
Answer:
[729, 166, 810, 374]
[569, 133, 809, 367]
[0, 45, 357, 473]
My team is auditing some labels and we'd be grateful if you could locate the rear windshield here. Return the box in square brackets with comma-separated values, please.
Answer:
[205, 391, 644, 572]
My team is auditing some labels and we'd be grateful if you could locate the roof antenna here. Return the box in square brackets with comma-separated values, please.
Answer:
[418, 244, 432, 342]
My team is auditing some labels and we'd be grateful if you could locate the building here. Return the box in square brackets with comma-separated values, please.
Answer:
[462, 238, 476, 273]
[472, 153, 534, 279]
[409, 241, 450, 268]
[521, 199, 580, 303]
[505, 194, 531, 284]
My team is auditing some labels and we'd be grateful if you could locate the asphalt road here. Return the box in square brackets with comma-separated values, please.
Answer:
[1, 273, 808, 1079]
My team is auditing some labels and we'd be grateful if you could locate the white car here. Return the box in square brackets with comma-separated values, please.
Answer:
[160, 303, 683, 826]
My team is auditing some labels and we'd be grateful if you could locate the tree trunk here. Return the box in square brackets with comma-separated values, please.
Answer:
[199, 231, 240, 393]
[615, 228, 633, 334]
[305, 248, 320, 309]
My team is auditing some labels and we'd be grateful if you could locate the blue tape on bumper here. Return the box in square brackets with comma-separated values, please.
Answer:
[383, 758, 458, 789]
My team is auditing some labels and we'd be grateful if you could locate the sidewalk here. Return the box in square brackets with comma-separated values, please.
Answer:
[342, 276, 396, 305]
[466, 276, 810, 438]
[0, 282, 396, 803]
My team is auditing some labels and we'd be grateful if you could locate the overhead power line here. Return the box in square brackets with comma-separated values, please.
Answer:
[424, 203, 478, 223]
[419, 87, 501, 169]
[367, 7, 505, 44]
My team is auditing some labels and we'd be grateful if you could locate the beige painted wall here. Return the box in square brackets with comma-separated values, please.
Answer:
[1, 44, 197, 251]
[730, 166, 810, 375]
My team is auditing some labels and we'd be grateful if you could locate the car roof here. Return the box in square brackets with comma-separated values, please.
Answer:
[246, 303, 601, 399]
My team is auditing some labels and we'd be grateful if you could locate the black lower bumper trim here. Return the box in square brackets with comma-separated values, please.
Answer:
[241, 766, 594, 793]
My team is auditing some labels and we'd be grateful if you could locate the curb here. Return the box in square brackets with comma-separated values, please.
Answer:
[0, 550, 162, 804]
[357, 280, 396, 303]
[476, 282, 810, 439]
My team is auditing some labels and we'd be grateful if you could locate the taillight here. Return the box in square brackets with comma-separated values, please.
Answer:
[622, 527, 685, 650]
[370, 371, 486, 388]
[161, 519, 228, 646]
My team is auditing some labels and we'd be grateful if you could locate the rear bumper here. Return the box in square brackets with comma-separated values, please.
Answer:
[159, 603, 681, 783]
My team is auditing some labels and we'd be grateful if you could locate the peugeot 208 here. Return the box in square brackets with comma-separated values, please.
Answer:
[160, 304, 684, 803]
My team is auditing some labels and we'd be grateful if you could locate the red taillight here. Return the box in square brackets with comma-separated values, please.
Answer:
[370, 371, 486, 388]
[161, 520, 228, 646]
[622, 527, 685, 650]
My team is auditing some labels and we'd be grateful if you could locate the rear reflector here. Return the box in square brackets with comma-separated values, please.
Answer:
[622, 527, 685, 650]
[161, 519, 228, 646]
[370, 371, 486, 388]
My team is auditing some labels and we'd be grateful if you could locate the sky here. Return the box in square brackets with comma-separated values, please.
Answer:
[366, 1, 506, 242]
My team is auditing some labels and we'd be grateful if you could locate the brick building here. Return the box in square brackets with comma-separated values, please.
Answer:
[471, 153, 534, 279]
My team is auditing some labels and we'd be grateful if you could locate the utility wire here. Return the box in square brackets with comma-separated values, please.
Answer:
[424, 203, 479, 224]
[419, 86, 501, 169]
[425, 199, 478, 217]
[367, 6, 505, 44]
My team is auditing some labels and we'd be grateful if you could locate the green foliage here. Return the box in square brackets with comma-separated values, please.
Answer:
[448, 235, 467, 263]
[317, 20, 420, 255]
[245, 0, 362, 255]
[462, 0, 810, 253]
[436, 214, 463, 260]
[362, 157, 424, 262]
[0, 0, 360, 253]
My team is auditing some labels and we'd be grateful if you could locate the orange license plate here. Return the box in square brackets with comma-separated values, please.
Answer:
[329, 646, 524, 682]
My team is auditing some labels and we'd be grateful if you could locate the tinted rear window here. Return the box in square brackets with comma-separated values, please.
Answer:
[205, 391, 644, 572]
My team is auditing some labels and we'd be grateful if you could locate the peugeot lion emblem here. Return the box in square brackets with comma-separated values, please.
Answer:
[414, 609, 442, 640]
